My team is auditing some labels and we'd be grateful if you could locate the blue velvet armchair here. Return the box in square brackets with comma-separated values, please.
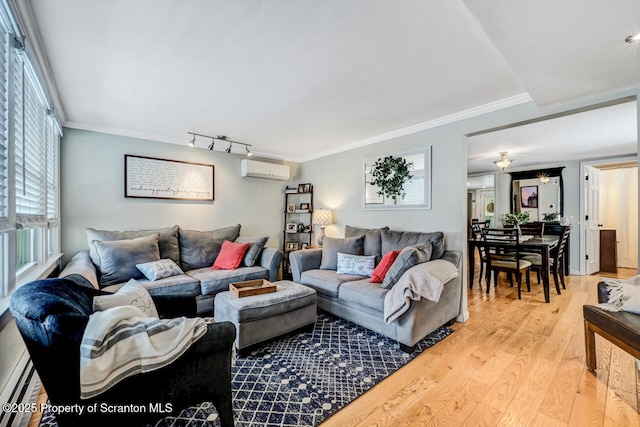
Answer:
[9, 278, 236, 427]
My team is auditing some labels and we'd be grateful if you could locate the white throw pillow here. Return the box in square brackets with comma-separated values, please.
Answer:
[93, 279, 159, 318]
[136, 258, 184, 281]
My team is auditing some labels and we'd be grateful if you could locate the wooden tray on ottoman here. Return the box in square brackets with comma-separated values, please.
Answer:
[229, 279, 277, 298]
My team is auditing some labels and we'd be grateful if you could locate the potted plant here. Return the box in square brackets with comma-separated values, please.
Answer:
[370, 156, 413, 202]
[502, 212, 530, 227]
[542, 212, 559, 222]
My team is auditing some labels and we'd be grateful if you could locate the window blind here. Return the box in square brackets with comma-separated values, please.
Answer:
[13, 50, 46, 227]
[45, 117, 58, 225]
[0, 23, 8, 231]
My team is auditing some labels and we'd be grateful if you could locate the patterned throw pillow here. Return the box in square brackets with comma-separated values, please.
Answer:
[93, 279, 159, 318]
[136, 259, 184, 281]
[336, 252, 376, 277]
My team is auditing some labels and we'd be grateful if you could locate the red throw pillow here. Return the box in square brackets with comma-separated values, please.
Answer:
[370, 250, 401, 283]
[212, 240, 250, 270]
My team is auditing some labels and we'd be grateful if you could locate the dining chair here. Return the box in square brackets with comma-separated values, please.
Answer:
[483, 228, 532, 299]
[519, 221, 545, 237]
[470, 221, 491, 288]
[521, 225, 570, 294]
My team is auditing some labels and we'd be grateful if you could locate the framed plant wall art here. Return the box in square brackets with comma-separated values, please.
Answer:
[363, 147, 431, 210]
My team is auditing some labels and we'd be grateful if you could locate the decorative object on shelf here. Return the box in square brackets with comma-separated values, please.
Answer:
[369, 156, 414, 201]
[124, 155, 214, 201]
[287, 204, 296, 213]
[502, 212, 530, 227]
[186, 132, 252, 156]
[286, 242, 300, 251]
[542, 212, 559, 221]
[300, 203, 310, 211]
[493, 151, 513, 171]
[298, 183, 313, 193]
[286, 223, 298, 233]
[285, 186, 298, 194]
[313, 209, 332, 246]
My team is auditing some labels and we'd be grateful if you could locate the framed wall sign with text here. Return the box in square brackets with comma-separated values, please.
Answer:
[125, 155, 214, 201]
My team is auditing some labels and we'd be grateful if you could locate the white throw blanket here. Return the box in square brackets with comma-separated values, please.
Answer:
[80, 305, 207, 399]
[597, 275, 640, 314]
[383, 260, 459, 324]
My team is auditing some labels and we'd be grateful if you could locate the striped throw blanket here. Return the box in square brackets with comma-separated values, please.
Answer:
[80, 305, 207, 399]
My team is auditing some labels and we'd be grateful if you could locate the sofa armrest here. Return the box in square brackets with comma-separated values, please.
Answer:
[289, 249, 322, 283]
[441, 250, 462, 269]
[260, 247, 283, 282]
[59, 251, 99, 290]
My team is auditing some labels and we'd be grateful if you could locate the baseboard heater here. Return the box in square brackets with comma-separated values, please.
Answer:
[0, 351, 41, 427]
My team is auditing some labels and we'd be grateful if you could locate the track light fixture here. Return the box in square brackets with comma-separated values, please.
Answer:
[187, 132, 253, 156]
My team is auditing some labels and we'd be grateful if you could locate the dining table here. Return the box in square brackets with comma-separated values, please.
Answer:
[468, 234, 560, 303]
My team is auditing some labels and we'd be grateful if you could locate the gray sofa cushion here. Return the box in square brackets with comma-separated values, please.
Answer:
[381, 243, 433, 290]
[86, 225, 180, 268]
[319, 236, 365, 270]
[235, 236, 269, 267]
[187, 265, 267, 296]
[381, 229, 444, 259]
[93, 234, 161, 287]
[339, 279, 389, 313]
[102, 274, 201, 297]
[299, 269, 367, 298]
[179, 225, 241, 270]
[344, 225, 389, 264]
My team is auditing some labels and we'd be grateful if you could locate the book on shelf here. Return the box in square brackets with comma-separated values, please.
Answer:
[285, 186, 298, 193]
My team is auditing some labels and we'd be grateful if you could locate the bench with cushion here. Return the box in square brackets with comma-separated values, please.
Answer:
[583, 281, 640, 370]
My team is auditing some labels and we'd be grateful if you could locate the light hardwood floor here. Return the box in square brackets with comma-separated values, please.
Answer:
[322, 268, 640, 427]
[29, 268, 640, 427]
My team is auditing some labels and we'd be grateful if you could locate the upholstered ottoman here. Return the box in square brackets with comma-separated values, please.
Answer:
[214, 280, 317, 349]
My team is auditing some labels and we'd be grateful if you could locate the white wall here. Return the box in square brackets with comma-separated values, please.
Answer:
[60, 128, 299, 263]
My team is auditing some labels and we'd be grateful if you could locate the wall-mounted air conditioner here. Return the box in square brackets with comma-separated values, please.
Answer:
[240, 159, 290, 181]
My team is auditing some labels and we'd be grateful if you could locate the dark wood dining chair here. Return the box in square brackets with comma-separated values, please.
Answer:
[470, 221, 491, 288]
[483, 228, 532, 299]
[522, 225, 570, 294]
[519, 221, 545, 237]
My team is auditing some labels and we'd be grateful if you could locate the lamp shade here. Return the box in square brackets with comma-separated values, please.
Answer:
[313, 209, 332, 226]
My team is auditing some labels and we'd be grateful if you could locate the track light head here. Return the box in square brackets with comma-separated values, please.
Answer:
[246, 146, 252, 156]
[188, 134, 195, 147]
[208, 141, 214, 150]
[225, 142, 232, 153]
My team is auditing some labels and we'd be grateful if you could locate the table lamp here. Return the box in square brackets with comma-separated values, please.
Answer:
[313, 209, 332, 246]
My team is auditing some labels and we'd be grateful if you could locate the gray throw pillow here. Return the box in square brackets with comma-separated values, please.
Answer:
[381, 243, 433, 290]
[319, 235, 365, 270]
[86, 225, 180, 268]
[179, 225, 241, 270]
[381, 229, 444, 260]
[344, 225, 389, 264]
[93, 234, 161, 288]
[235, 236, 269, 267]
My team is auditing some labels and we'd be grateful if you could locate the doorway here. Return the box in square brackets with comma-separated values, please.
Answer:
[581, 158, 638, 275]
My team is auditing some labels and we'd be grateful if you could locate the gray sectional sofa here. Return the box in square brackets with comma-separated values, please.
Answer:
[289, 226, 462, 352]
[59, 224, 283, 315]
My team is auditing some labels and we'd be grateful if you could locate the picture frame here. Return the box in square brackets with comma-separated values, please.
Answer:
[286, 223, 298, 233]
[300, 203, 310, 211]
[301, 243, 308, 249]
[520, 185, 539, 208]
[286, 242, 300, 251]
[298, 183, 312, 193]
[287, 203, 296, 213]
[125, 154, 214, 201]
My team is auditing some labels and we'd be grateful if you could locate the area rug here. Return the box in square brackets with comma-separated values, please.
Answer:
[40, 313, 453, 427]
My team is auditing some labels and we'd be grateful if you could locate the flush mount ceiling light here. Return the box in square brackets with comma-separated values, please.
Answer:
[625, 33, 640, 43]
[493, 151, 513, 171]
[187, 132, 252, 156]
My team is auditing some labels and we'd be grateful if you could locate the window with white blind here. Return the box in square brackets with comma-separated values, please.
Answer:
[0, 2, 61, 299]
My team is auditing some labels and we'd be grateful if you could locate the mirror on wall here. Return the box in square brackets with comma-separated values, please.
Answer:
[510, 167, 564, 221]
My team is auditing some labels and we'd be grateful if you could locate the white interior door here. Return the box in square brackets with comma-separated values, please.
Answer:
[585, 165, 601, 274]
